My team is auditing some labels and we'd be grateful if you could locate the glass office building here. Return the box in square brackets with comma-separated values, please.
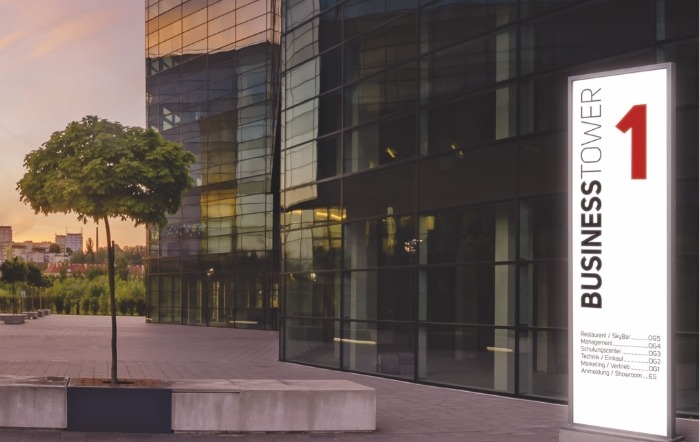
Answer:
[278, 0, 698, 414]
[145, 0, 282, 329]
[146, 0, 698, 414]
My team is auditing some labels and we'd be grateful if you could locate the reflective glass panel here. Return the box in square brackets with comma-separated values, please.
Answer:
[417, 143, 517, 211]
[344, 114, 416, 173]
[517, 132, 567, 197]
[344, 62, 418, 127]
[518, 262, 567, 329]
[518, 329, 567, 399]
[657, 40, 699, 108]
[341, 321, 415, 379]
[343, 0, 416, 40]
[285, 271, 340, 318]
[284, 224, 342, 272]
[519, 196, 567, 260]
[318, 5, 342, 51]
[420, 204, 516, 265]
[420, 0, 516, 51]
[343, 12, 417, 83]
[421, 325, 515, 393]
[422, 85, 516, 155]
[343, 163, 416, 220]
[656, 0, 698, 41]
[676, 333, 699, 416]
[421, 30, 515, 102]
[421, 264, 515, 326]
[343, 269, 415, 321]
[317, 135, 341, 179]
[284, 318, 340, 368]
[284, 20, 316, 69]
[521, 0, 654, 74]
[319, 47, 343, 92]
[520, 0, 586, 18]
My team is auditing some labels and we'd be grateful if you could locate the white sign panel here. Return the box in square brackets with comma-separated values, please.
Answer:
[568, 64, 674, 437]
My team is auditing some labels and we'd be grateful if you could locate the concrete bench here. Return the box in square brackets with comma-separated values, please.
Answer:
[43, 309, 51, 316]
[0, 314, 25, 324]
[23, 312, 38, 320]
[0, 376, 67, 428]
[36, 310, 44, 317]
[170, 379, 376, 433]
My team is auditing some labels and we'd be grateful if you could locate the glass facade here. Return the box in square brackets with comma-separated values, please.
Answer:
[144, 0, 698, 414]
[145, 0, 282, 330]
[278, 0, 698, 414]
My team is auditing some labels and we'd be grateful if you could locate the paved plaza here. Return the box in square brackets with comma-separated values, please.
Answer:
[0, 315, 695, 441]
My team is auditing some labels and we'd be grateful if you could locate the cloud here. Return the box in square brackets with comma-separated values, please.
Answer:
[0, 30, 24, 51]
[23, 9, 115, 63]
[8, 213, 36, 237]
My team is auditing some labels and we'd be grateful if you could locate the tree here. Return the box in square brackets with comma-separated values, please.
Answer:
[120, 245, 148, 265]
[49, 243, 61, 254]
[85, 238, 95, 263]
[69, 249, 86, 264]
[90, 247, 108, 265]
[37, 275, 52, 309]
[85, 266, 106, 281]
[59, 264, 68, 281]
[25, 262, 44, 310]
[17, 115, 195, 386]
[0, 258, 27, 314]
[115, 254, 130, 281]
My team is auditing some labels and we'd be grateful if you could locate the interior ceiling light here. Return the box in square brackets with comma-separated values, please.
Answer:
[450, 142, 464, 159]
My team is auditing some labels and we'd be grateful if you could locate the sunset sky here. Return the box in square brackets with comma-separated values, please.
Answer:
[0, 0, 146, 247]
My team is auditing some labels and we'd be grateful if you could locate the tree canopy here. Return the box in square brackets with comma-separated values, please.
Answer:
[0, 257, 27, 314]
[17, 115, 195, 228]
[25, 262, 43, 287]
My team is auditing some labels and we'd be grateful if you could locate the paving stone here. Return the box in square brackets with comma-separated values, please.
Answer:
[0, 315, 694, 442]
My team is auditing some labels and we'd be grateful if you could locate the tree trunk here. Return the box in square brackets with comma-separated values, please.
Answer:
[105, 217, 118, 387]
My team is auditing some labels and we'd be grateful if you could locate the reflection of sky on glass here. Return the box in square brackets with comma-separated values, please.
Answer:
[0, 0, 145, 246]
[146, 0, 274, 59]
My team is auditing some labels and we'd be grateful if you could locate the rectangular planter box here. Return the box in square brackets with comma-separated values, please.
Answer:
[67, 378, 171, 433]
[170, 379, 242, 432]
[0, 314, 25, 324]
[0, 375, 67, 429]
[237, 380, 376, 432]
[170, 379, 376, 433]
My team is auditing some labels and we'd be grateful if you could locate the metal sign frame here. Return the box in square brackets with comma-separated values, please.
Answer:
[567, 63, 676, 440]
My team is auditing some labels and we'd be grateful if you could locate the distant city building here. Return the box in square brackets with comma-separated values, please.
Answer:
[0, 226, 12, 263]
[0, 226, 12, 247]
[1, 244, 11, 263]
[56, 232, 83, 254]
[66, 233, 83, 253]
[47, 253, 70, 264]
[9, 241, 66, 265]
[55, 235, 66, 252]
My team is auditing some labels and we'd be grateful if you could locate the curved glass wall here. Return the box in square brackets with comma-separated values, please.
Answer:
[279, 0, 698, 414]
[145, 0, 282, 330]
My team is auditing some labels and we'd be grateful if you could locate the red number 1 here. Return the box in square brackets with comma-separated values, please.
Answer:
[616, 104, 647, 180]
